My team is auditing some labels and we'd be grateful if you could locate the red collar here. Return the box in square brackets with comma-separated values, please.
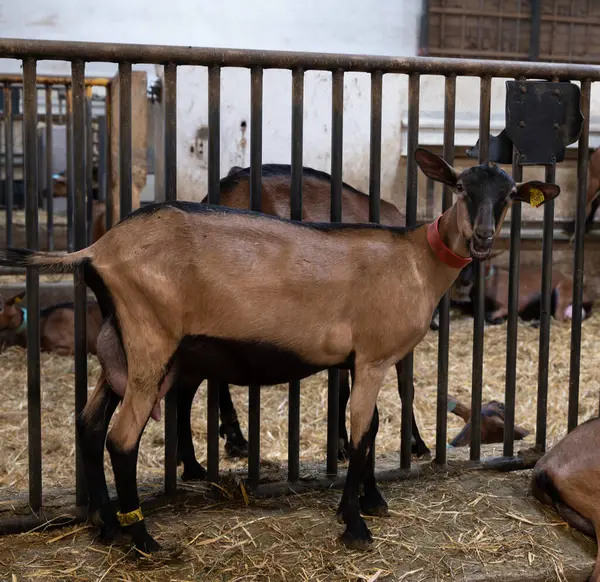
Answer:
[426, 216, 472, 269]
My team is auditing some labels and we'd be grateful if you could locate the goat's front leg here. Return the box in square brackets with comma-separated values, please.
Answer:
[76, 372, 120, 541]
[359, 406, 388, 517]
[337, 364, 386, 550]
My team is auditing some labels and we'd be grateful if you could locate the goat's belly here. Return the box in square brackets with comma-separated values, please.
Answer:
[176, 334, 354, 386]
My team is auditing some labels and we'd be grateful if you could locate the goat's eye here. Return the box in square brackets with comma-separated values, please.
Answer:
[456, 183, 464, 193]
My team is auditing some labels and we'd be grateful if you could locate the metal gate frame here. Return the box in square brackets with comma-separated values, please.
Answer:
[0, 37, 595, 533]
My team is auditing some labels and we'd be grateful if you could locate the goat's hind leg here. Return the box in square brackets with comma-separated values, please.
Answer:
[106, 355, 180, 556]
[76, 372, 121, 542]
[219, 381, 249, 458]
[176, 376, 207, 481]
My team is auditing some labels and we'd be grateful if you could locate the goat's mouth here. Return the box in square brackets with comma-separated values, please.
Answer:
[469, 240, 491, 261]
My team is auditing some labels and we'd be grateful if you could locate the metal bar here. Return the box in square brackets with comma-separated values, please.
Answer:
[0, 74, 110, 86]
[248, 67, 263, 487]
[105, 87, 113, 231]
[435, 74, 455, 467]
[536, 162, 556, 448]
[65, 86, 74, 252]
[529, 0, 542, 61]
[568, 80, 591, 433]
[206, 64, 221, 484]
[327, 69, 344, 477]
[288, 68, 304, 484]
[72, 60, 88, 507]
[3, 84, 13, 247]
[97, 115, 107, 203]
[369, 71, 382, 223]
[2, 39, 600, 80]
[23, 58, 42, 512]
[119, 62, 132, 219]
[471, 75, 491, 461]
[45, 85, 53, 251]
[85, 88, 93, 245]
[504, 146, 523, 458]
[401, 72, 420, 470]
[163, 63, 178, 494]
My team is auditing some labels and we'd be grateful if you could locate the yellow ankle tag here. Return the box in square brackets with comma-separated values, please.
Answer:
[117, 507, 144, 527]
[529, 188, 545, 208]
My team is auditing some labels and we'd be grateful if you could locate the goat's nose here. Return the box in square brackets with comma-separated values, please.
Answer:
[476, 229, 494, 242]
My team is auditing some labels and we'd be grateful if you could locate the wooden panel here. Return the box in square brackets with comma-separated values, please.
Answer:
[427, 0, 600, 63]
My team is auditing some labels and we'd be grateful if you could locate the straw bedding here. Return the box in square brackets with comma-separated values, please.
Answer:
[0, 293, 599, 580]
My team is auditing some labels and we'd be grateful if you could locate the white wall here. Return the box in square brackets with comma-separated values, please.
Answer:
[0, 0, 423, 203]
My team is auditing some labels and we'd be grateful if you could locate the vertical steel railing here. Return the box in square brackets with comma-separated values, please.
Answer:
[72, 60, 88, 506]
[248, 67, 263, 488]
[288, 68, 304, 484]
[206, 65, 221, 485]
[568, 79, 591, 431]
[435, 74, 456, 466]
[401, 72, 420, 470]
[45, 85, 54, 251]
[327, 69, 344, 477]
[23, 58, 42, 512]
[470, 75, 491, 461]
[163, 63, 178, 494]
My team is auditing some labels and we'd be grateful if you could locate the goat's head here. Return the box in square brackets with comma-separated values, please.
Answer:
[449, 399, 530, 448]
[0, 291, 25, 332]
[414, 148, 560, 261]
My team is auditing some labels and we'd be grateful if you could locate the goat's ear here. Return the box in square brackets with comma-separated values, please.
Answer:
[5, 291, 25, 306]
[514, 425, 530, 440]
[414, 148, 458, 187]
[512, 181, 560, 207]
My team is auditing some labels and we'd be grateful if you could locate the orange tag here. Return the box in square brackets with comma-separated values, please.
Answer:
[530, 188, 545, 208]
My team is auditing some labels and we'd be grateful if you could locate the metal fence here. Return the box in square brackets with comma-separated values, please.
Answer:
[0, 37, 595, 531]
[1, 74, 110, 254]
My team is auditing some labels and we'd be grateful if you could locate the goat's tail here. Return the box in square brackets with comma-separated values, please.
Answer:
[0, 247, 90, 274]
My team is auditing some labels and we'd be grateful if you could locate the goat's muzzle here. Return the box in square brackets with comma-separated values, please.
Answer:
[469, 233, 493, 261]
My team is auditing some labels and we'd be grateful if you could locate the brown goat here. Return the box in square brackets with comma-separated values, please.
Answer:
[0, 149, 560, 554]
[451, 260, 593, 324]
[0, 292, 102, 356]
[93, 165, 431, 466]
[531, 416, 600, 581]
[448, 397, 529, 448]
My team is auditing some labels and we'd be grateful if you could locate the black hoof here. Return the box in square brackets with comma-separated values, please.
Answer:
[224, 438, 249, 459]
[360, 493, 389, 518]
[412, 440, 431, 458]
[94, 509, 122, 543]
[124, 522, 161, 555]
[99, 519, 122, 544]
[181, 460, 207, 481]
[340, 520, 373, 551]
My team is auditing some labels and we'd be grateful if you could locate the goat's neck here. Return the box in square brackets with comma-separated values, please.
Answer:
[437, 204, 470, 259]
[424, 203, 472, 303]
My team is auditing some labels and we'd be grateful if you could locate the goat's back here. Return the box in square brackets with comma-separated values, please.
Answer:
[211, 165, 405, 226]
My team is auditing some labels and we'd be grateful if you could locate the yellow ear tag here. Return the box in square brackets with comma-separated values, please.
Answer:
[530, 188, 545, 208]
[14, 297, 22, 304]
